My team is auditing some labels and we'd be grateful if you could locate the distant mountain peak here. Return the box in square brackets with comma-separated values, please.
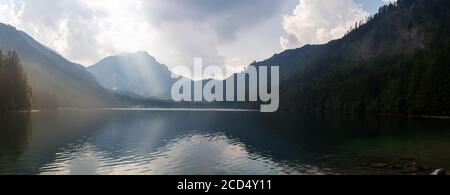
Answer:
[0, 22, 16, 30]
[88, 52, 179, 98]
[92, 51, 160, 67]
[115, 51, 151, 57]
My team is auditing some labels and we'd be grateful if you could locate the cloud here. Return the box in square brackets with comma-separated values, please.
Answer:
[1, 0, 157, 65]
[1, 0, 394, 77]
[280, 0, 369, 49]
[381, 0, 397, 4]
[0, 0, 285, 70]
[146, 0, 283, 42]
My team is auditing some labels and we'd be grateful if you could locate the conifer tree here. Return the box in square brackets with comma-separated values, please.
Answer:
[0, 51, 32, 111]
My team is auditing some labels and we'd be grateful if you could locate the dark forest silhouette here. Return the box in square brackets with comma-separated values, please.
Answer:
[0, 50, 31, 111]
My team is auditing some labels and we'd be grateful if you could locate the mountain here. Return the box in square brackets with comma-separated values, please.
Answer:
[248, 0, 450, 115]
[0, 23, 114, 108]
[88, 52, 177, 99]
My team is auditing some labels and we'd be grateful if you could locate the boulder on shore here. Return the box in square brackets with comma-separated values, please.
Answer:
[431, 169, 446, 175]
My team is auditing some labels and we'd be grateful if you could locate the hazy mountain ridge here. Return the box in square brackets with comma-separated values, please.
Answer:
[88, 51, 178, 99]
[0, 22, 211, 108]
[0, 23, 115, 108]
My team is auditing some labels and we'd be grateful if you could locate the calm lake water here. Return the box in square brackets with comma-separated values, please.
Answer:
[0, 110, 449, 175]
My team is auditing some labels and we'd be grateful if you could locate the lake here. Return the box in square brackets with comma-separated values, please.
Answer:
[1, 110, 449, 175]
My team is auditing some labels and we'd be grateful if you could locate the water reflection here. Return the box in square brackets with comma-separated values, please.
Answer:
[0, 111, 330, 175]
[40, 133, 326, 175]
[0, 113, 32, 173]
[0, 110, 449, 175]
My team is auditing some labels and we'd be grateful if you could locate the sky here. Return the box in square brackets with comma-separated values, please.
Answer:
[0, 0, 395, 76]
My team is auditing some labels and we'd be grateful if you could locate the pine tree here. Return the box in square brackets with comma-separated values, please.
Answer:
[0, 51, 32, 111]
[0, 50, 4, 110]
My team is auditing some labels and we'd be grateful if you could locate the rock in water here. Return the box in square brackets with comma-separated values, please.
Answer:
[404, 162, 424, 173]
[370, 163, 389, 168]
[431, 169, 446, 175]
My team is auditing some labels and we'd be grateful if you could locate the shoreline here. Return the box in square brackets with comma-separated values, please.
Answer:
[377, 113, 450, 120]
[419, 115, 450, 119]
[6, 107, 450, 119]
[0, 109, 41, 113]
[57, 107, 259, 112]
[317, 153, 448, 175]
[281, 109, 450, 120]
[19, 110, 41, 113]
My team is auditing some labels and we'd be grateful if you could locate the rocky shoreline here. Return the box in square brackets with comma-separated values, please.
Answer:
[316, 153, 447, 175]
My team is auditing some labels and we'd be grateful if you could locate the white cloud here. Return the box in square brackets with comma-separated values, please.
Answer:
[280, 0, 369, 49]
[0, 0, 286, 73]
[1, 0, 159, 65]
[1, 0, 393, 76]
[382, 0, 397, 4]
[0, 0, 20, 24]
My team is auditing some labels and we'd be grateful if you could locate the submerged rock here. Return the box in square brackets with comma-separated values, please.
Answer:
[403, 162, 424, 173]
[431, 169, 446, 175]
[370, 163, 389, 168]
[388, 162, 404, 170]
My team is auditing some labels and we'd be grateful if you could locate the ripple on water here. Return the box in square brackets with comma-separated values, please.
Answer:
[32, 131, 328, 175]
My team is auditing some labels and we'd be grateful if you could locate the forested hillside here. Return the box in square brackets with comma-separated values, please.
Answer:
[273, 0, 450, 116]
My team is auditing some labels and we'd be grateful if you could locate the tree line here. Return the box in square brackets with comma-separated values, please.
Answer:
[0, 50, 32, 111]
